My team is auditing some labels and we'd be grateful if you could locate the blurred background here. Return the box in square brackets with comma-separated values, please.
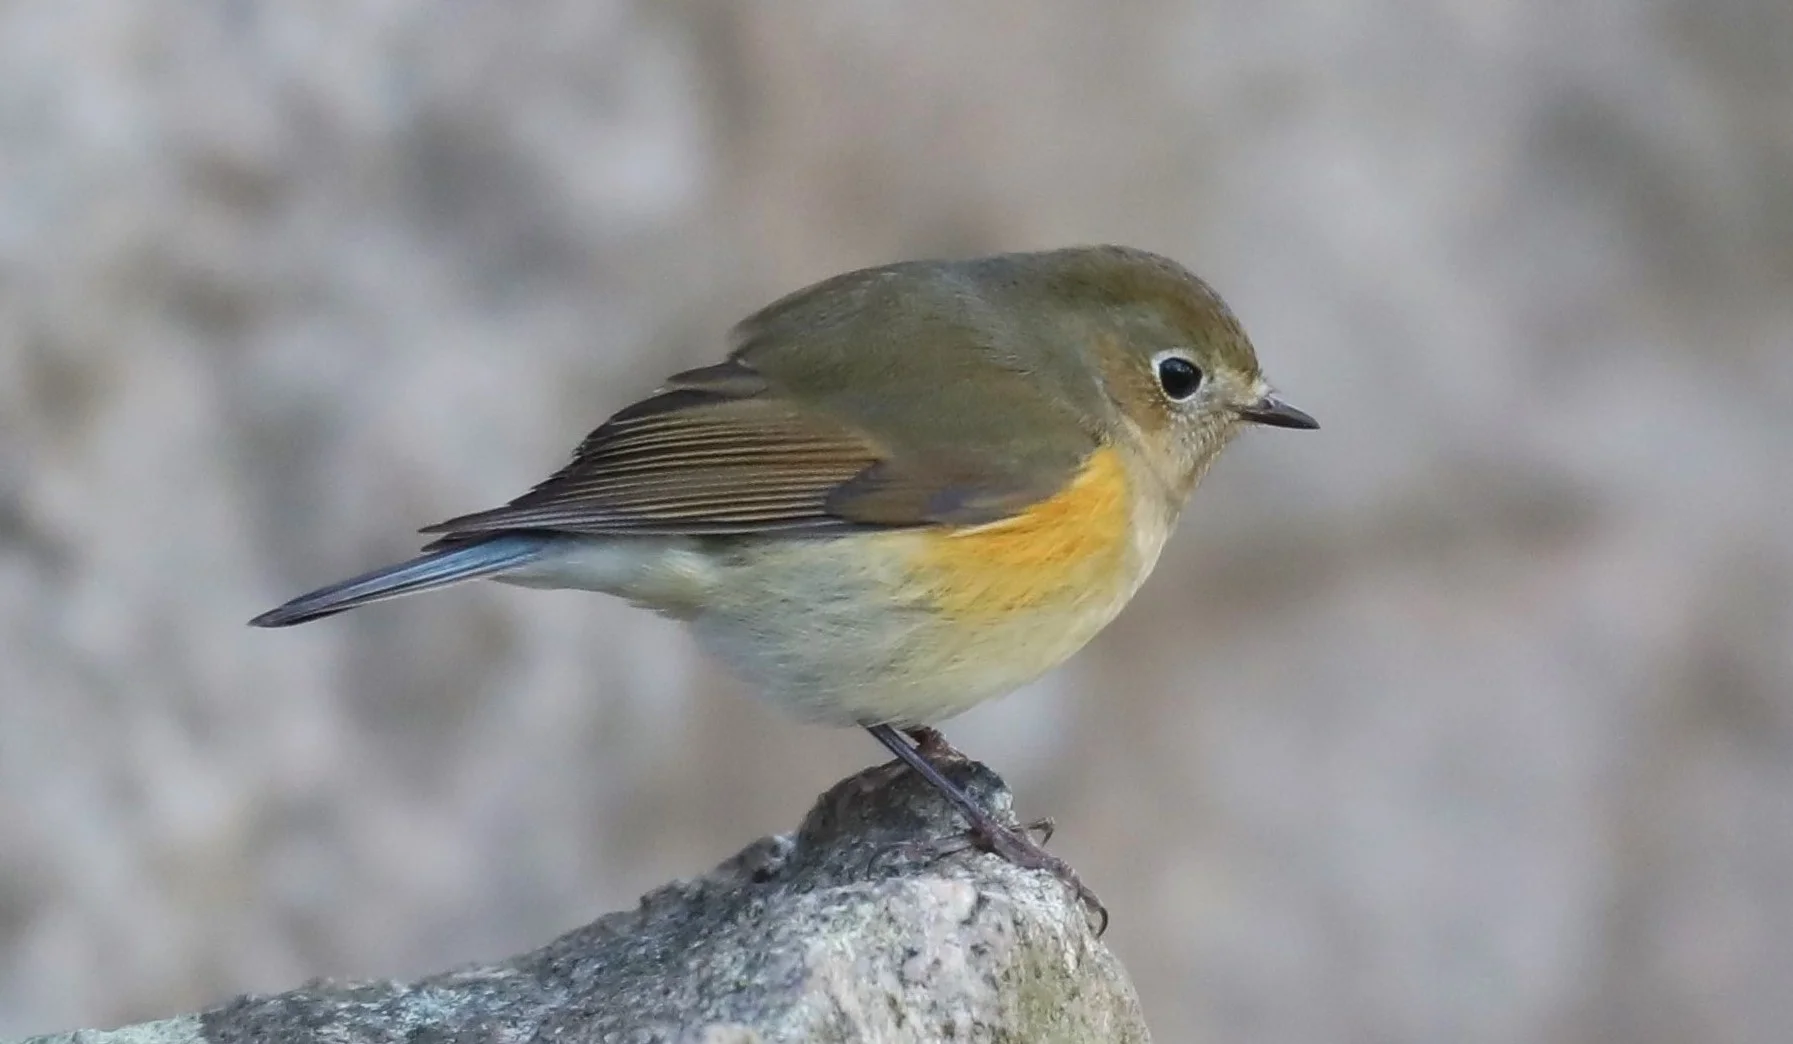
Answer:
[1, 2, 1789, 1041]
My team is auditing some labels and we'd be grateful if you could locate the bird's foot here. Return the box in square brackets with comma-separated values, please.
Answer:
[927, 816, 1105, 935]
[866, 723, 1108, 934]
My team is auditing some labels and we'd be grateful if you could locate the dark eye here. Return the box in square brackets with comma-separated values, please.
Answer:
[1156, 354, 1204, 401]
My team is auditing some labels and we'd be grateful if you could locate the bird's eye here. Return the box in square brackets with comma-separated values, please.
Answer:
[1155, 353, 1204, 402]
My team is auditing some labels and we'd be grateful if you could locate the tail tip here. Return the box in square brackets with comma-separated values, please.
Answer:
[246, 536, 548, 630]
[248, 607, 299, 628]
[248, 602, 333, 628]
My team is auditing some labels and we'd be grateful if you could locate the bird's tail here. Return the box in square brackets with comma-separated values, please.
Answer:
[249, 534, 551, 627]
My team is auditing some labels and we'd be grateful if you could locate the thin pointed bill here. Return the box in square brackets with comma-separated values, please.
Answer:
[1238, 392, 1319, 430]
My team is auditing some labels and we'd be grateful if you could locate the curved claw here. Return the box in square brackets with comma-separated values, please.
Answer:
[880, 816, 1106, 935]
[969, 818, 1108, 935]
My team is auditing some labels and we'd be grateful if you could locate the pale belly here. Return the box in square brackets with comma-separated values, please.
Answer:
[685, 531, 1150, 727]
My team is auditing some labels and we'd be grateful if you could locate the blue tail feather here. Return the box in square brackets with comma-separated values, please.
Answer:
[249, 535, 551, 627]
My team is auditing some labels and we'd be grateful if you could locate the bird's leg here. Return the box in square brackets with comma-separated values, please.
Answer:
[866, 724, 1105, 934]
[900, 726, 1054, 842]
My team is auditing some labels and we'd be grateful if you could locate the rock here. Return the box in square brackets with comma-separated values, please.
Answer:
[19, 758, 1148, 1044]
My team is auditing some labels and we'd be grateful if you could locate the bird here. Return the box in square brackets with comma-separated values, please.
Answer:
[251, 245, 1318, 930]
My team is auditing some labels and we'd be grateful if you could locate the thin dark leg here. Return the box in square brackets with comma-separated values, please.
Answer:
[866, 724, 1106, 933]
[882, 731, 1047, 846]
[870, 724, 1005, 831]
[897, 727, 1052, 842]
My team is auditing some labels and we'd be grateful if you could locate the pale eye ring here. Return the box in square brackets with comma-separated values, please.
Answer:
[1153, 350, 1204, 402]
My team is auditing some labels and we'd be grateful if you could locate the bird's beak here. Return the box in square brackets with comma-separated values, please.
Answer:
[1238, 391, 1319, 430]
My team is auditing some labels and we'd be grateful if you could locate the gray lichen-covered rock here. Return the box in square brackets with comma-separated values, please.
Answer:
[21, 759, 1149, 1044]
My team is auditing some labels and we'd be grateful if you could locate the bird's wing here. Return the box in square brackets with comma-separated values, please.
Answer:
[419, 357, 1090, 540]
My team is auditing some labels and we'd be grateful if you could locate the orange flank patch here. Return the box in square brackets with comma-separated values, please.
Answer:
[904, 445, 1135, 621]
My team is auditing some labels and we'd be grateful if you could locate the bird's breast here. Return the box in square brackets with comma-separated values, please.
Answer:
[887, 443, 1147, 623]
[659, 442, 1174, 727]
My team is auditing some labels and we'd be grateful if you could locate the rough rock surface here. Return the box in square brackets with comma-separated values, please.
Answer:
[18, 760, 1146, 1044]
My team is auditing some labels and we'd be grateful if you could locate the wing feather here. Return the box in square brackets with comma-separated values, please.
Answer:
[421, 375, 888, 538]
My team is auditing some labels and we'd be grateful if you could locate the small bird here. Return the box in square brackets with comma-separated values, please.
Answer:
[252, 245, 1317, 929]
